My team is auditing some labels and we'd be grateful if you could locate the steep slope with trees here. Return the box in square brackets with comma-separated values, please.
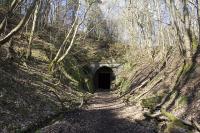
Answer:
[0, 0, 200, 132]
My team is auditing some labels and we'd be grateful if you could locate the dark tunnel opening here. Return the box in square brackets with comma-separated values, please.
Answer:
[94, 66, 114, 91]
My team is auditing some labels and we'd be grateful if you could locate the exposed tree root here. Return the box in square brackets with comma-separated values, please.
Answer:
[129, 78, 151, 95]
[59, 64, 79, 85]
[119, 60, 167, 99]
[191, 119, 200, 132]
[155, 60, 193, 110]
[133, 77, 163, 100]
[48, 90, 66, 110]
[141, 59, 199, 132]
[161, 109, 194, 129]
[143, 109, 200, 132]
[143, 111, 163, 120]
[131, 59, 166, 93]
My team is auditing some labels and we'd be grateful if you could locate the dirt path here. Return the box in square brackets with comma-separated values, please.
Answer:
[40, 91, 158, 133]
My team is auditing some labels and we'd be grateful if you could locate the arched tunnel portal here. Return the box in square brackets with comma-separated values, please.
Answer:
[93, 66, 115, 91]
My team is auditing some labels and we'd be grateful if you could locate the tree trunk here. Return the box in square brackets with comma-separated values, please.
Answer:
[42, 0, 51, 27]
[0, 0, 23, 33]
[183, 0, 192, 60]
[26, 0, 41, 59]
[193, 0, 200, 61]
[0, 0, 38, 45]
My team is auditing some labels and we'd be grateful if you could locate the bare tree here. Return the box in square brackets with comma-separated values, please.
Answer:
[0, 0, 24, 33]
[26, 0, 41, 59]
[0, 0, 38, 45]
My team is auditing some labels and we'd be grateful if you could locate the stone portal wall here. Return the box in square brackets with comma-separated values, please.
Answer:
[90, 63, 121, 74]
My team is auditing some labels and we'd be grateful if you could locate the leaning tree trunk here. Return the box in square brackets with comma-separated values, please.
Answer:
[49, 1, 80, 71]
[0, 0, 23, 33]
[193, 0, 200, 62]
[166, 0, 185, 56]
[26, 0, 41, 59]
[183, 0, 193, 61]
[153, 0, 195, 112]
[41, 0, 51, 27]
[0, 0, 38, 45]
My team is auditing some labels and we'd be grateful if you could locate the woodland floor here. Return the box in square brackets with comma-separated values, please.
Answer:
[0, 35, 157, 132]
[1, 48, 200, 132]
[40, 91, 158, 133]
[0, 34, 199, 132]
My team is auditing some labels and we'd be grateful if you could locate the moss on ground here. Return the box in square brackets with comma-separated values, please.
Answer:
[177, 95, 188, 106]
[192, 37, 198, 52]
[141, 95, 163, 111]
[161, 109, 192, 133]
[183, 63, 193, 75]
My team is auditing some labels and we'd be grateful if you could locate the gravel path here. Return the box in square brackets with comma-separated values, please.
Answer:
[40, 91, 158, 133]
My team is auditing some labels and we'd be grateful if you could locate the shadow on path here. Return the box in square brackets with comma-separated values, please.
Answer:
[41, 109, 158, 133]
[40, 92, 158, 133]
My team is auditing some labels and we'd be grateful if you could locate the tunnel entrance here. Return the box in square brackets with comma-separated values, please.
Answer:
[94, 66, 114, 91]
